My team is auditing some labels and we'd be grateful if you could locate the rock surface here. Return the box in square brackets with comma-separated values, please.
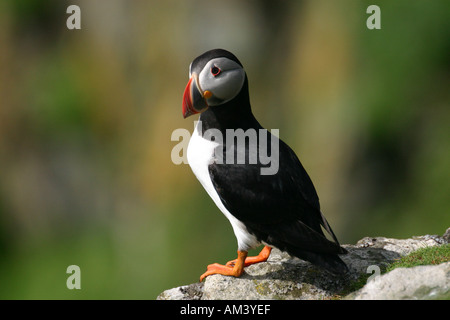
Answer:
[157, 228, 449, 300]
[346, 262, 450, 300]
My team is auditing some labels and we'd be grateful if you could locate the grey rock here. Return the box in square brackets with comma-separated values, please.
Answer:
[201, 249, 347, 300]
[157, 228, 449, 300]
[157, 283, 204, 300]
[443, 228, 450, 243]
[346, 262, 450, 300]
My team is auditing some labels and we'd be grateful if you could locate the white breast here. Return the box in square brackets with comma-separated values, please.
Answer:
[187, 121, 259, 251]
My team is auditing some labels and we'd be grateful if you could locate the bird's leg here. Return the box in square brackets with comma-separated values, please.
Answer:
[199, 250, 248, 282]
[226, 245, 272, 267]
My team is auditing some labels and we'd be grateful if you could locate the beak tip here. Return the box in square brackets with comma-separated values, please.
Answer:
[182, 74, 208, 119]
[182, 78, 194, 119]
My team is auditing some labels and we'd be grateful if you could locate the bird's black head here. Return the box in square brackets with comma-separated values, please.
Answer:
[182, 49, 248, 118]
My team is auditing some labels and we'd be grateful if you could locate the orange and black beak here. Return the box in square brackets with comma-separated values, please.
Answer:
[182, 73, 210, 118]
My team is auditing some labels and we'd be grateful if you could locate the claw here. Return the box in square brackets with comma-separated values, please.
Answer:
[199, 250, 248, 282]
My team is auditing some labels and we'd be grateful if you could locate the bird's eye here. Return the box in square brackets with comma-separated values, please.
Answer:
[211, 66, 221, 77]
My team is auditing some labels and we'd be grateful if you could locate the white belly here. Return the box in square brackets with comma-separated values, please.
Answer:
[187, 121, 260, 251]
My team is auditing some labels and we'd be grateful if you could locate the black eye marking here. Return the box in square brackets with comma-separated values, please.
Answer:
[211, 66, 221, 77]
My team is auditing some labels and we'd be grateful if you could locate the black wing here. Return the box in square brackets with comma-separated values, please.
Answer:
[209, 131, 347, 272]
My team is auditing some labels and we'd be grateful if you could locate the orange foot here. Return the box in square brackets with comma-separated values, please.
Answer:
[199, 250, 248, 282]
[226, 245, 272, 267]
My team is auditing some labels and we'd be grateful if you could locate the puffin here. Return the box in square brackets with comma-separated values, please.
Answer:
[182, 49, 348, 281]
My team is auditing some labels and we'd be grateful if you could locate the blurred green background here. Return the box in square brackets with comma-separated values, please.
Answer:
[0, 0, 449, 299]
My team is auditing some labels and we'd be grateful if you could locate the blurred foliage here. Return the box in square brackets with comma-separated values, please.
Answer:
[0, 0, 449, 299]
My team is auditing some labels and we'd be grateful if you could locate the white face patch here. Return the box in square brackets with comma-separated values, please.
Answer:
[198, 58, 245, 106]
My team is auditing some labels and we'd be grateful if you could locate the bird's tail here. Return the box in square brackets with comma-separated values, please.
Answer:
[287, 247, 349, 275]
[318, 211, 348, 254]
